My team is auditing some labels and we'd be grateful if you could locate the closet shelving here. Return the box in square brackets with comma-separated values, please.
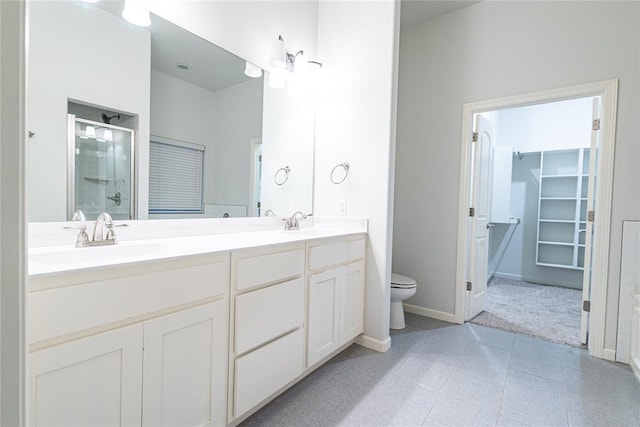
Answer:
[536, 148, 590, 269]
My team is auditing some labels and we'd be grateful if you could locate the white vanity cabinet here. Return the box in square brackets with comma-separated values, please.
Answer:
[307, 236, 366, 367]
[29, 253, 230, 427]
[228, 243, 306, 421]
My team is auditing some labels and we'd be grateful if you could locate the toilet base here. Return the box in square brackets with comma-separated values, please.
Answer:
[390, 300, 407, 330]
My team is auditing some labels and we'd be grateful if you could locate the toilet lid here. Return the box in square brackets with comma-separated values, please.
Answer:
[391, 273, 416, 287]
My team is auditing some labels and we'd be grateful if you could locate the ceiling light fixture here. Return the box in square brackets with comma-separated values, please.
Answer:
[122, 0, 151, 27]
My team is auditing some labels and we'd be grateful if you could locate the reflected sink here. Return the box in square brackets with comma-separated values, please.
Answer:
[30, 242, 162, 266]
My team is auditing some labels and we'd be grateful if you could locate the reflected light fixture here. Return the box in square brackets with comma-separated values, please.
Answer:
[244, 61, 262, 78]
[80, 0, 100, 3]
[104, 129, 114, 142]
[85, 126, 96, 139]
[122, 0, 151, 27]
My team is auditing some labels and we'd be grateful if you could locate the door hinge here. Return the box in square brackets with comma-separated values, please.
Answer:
[258, 154, 262, 161]
[587, 210, 595, 222]
[472, 132, 478, 142]
[583, 300, 591, 312]
[466, 281, 472, 291]
[592, 119, 601, 131]
[469, 207, 475, 217]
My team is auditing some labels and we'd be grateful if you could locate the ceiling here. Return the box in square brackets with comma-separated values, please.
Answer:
[400, 0, 481, 29]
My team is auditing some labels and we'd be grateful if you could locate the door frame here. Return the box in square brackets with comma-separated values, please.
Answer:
[454, 79, 618, 359]
[248, 137, 262, 217]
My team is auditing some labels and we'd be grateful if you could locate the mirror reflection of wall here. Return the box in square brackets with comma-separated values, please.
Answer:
[27, 0, 314, 222]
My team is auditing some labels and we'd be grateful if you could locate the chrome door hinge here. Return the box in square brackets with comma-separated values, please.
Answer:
[472, 132, 478, 142]
[469, 207, 475, 217]
[466, 281, 472, 291]
[592, 119, 600, 131]
[583, 300, 591, 312]
[587, 210, 595, 222]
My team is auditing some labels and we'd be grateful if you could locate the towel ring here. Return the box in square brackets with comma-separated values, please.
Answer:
[330, 162, 350, 184]
[274, 166, 290, 185]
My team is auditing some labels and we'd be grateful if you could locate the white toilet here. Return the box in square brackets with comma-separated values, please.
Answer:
[390, 273, 417, 330]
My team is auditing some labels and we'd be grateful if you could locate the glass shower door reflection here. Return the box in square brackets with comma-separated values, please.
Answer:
[68, 115, 135, 221]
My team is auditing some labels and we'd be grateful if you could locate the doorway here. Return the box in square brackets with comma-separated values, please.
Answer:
[469, 98, 594, 347]
[454, 80, 618, 358]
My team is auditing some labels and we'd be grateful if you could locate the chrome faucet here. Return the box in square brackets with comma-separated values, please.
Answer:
[283, 211, 308, 231]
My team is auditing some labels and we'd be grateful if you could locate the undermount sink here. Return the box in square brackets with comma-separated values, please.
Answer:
[29, 241, 162, 266]
[280, 229, 323, 237]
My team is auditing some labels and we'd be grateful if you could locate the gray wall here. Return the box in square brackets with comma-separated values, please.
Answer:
[394, 1, 639, 351]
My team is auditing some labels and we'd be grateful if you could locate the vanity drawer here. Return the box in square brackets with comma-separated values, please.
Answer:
[235, 277, 304, 355]
[29, 254, 229, 346]
[234, 328, 304, 418]
[309, 237, 366, 271]
[234, 246, 304, 291]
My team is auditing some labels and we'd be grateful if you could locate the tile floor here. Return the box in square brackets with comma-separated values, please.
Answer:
[241, 313, 640, 427]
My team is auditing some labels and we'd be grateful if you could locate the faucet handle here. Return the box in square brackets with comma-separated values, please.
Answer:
[105, 223, 129, 241]
[64, 225, 90, 247]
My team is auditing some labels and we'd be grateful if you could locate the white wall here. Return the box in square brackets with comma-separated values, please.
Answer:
[314, 0, 400, 348]
[496, 97, 593, 153]
[395, 1, 639, 351]
[27, 1, 151, 221]
[0, 0, 26, 423]
[260, 80, 315, 216]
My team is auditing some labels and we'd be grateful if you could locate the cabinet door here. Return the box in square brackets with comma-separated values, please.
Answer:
[30, 324, 143, 427]
[340, 261, 366, 345]
[142, 301, 228, 427]
[307, 267, 342, 367]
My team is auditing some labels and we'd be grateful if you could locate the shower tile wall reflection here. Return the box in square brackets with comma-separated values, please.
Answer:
[73, 119, 133, 221]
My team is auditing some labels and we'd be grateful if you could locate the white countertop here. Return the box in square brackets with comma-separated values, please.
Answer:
[28, 218, 367, 278]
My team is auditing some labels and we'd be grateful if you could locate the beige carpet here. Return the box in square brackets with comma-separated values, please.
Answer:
[469, 277, 583, 347]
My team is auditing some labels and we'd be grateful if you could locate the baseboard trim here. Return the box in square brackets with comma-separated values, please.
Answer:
[355, 334, 391, 353]
[403, 304, 458, 324]
[602, 348, 616, 362]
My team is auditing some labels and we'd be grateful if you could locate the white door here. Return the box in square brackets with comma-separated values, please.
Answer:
[30, 324, 143, 427]
[466, 114, 494, 320]
[142, 302, 228, 427]
[580, 97, 601, 345]
[307, 268, 341, 367]
[339, 261, 366, 344]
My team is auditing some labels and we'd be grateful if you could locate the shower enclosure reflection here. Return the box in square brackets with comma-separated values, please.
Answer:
[68, 114, 135, 220]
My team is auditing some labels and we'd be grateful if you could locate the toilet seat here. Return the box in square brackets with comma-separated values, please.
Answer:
[391, 273, 417, 289]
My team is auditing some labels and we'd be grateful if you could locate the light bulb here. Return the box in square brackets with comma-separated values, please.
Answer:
[122, 0, 151, 27]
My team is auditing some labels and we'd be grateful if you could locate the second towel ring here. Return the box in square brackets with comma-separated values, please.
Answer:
[330, 162, 350, 184]
[274, 166, 290, 185]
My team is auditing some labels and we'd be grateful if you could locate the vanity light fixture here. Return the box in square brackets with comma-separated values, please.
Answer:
[267, 35, 322, 89]
[103, 129, 114, 142]
[122, 0, 151, 27]
[244, 61, 262, 78]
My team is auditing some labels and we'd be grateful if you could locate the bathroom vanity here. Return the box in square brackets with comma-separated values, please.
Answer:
[28, 219, 367, 426]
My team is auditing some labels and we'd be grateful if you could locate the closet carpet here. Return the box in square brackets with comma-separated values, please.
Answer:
[470, 277, 583, 348]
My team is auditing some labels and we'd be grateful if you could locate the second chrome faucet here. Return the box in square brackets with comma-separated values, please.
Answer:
[66, 212, 128, 247]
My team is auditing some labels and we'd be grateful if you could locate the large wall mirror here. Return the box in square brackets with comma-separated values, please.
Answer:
[26, 0, 314, 222]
